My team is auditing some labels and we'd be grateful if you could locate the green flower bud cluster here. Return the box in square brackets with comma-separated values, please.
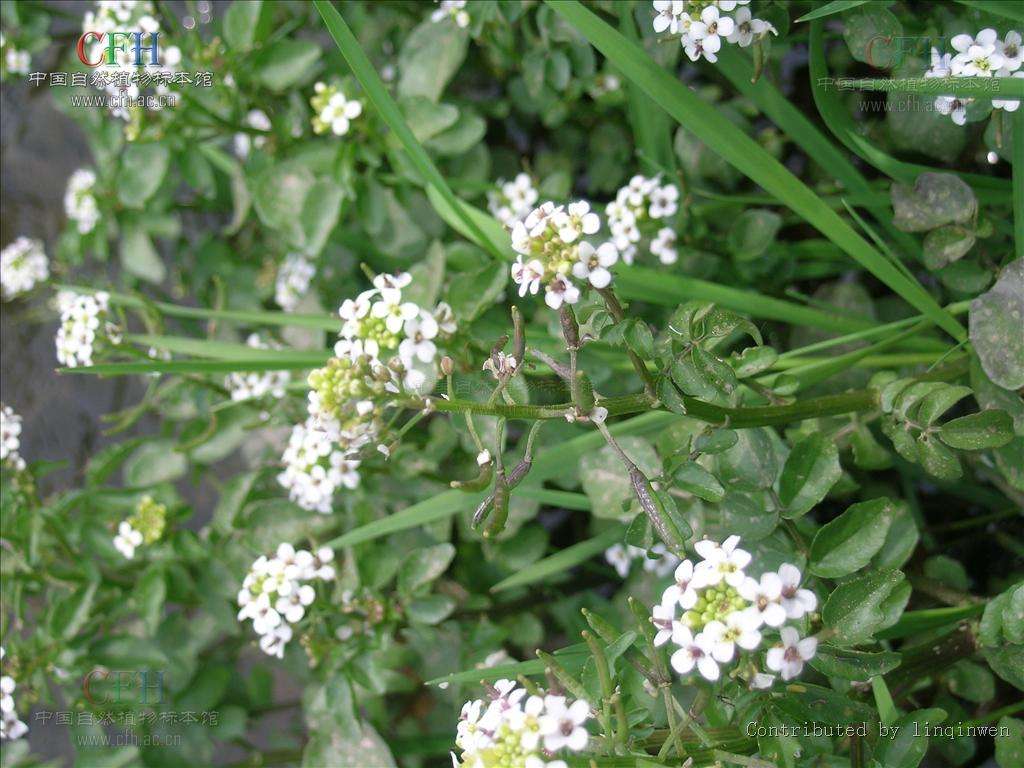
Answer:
[682, 582, 749, 631]
[129, 495, 167, 545]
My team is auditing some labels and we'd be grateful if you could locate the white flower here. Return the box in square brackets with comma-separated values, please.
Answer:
[700, 610, 762, 664]
[225, 334, 291, 401]
[662, 559, 703, 609]
[511, 256, 545, 297]
[259, 624, 293, 659]
[1, 237, 49, 301]
[544, 276, 580, 310]
[476, 449, 492, 466]
[998, 31, 1023, 71]
[648, 184, 679, 219]
[738, 572, 787, 628]
[275, 584, 316, 623]
[605, 543, 632, 577]
[652, 602, 676, 647]
[275, 253, 316, 311]
[434, 301, 458, 335]
[653, 1, 685, 35]
[113, 521, 143, 559]
[993, 70, 1024, 111]
[64, 169, 99, 234]
[372, 293, 420, 334]
[935, 94, 969, 125]
[488, 173, 539, 226]
[553, 201, 601, 244]
[669, 624, 720, 681]
[431, 0, 469, 28]
[777, 563, 818, 619]
[749, 671, 776, 690]
[572, 241, 618, 288]
[693, 535, 751, 587]
[766, 626, 817, 680]
[399, 311, 439, 365]
[689, 6, 735, 59]
[1, 405, 25, 471]
[234, 109, 272, 158]
[727, 7, 769, 48]
[650, 228, 678, 265]
[925, 47, 954, 78]
[4, 45, 30, 75]
[539, 696, 590, 752]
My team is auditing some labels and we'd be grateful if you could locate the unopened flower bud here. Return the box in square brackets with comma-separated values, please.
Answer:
[440, 356, 454, 376]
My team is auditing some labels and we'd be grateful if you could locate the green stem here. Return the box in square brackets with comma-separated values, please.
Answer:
[582, 631, 618, 754]
[598, 287, 657, 397]
[1014, 107, 1024, 260]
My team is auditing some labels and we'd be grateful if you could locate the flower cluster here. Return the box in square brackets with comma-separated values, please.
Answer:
[1, 237, 48, 301]
[431, 0, 470, 29]
[1, 32, 30, 78]
[233, 109, 272, 159]
[453, 680, 591, 768]
[64, 169, 100, 235]
[274, 253, 316, 311]
[605, 542, 679, 578]
[652, 536, 818, 684]
[278, 417, 363, 514]
[925, 30, 1022, 125]
[237, 543, 335, 658]
[81, 1, 182, 122]
[55, 290, 118, 368]
[1, 405, 25, 472]
[311, 81, 363, 136]
[113, 495, 166, 559]
[0, 648, 27, 741]
[487, 173, 540, 227]
[511, 200, 621, 308]
[605, 174, 680, 265]
[653, 1, 777, 63]
[224, 334, 291, 402]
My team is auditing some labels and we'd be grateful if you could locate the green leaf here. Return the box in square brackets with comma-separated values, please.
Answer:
[917, 433, 963, 480]
[923, 225, 976, 271]
[842, 5, 902, 67]
[303, 722, 396, 768]
[133, 566, 166, 636]
[118, 143, 169, 207]
[445, 261, 507, 322]
[970, 259, 1024, 390]
[90, 636, 169, 668]
[822, 569, 906, 644]
[772, 683, 877, 726]
[298, 178, 344, 256]
[255, 39, 320, 92]
[397, 543, 456, 595]
[939, 409, 1015, 450]
[397, 17, 467, 102]
[50, 579, 99, 640]
[809, 645, 902, 680]
[671, 460, 725, 503]
[916, 385, 973, 427]
[995, 716, 1024, 768]
[778, 433, 842, 519]
[491, 524, 627, 593]
[945, 660, 996, 703]
[810, 498, 896, 578]
[223, 0, 263, 51]
[545, 1, 965, 340]
[405, 594, 456, 625]
[579, 437, 660, 519]
[123, 440, 187, 486]
[875, 709, 948, 768]
[119, 225, 165, 284]
[892, 173, 978, 233]
[727, 209, 782, 261]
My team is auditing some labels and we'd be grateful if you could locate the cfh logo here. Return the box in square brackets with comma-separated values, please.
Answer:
[76, 30, 161, 67]
[83, 668, 165, 706]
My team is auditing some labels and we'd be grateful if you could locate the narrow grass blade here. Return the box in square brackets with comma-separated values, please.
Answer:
[715, 48, 920, 261]
[515, 487, 592, 510]
[871, 676, 899, 728]
[425, 643, 590, 687]
[808, 20, 1011, 193]
[615, 1, 676, 176]
[58, 284, 340, 331]
[324, 412, 676, 548]
[548, 2, 966, 342]
[491, 524, 627, 593]
[796, 0, 868, 23]
[313, 0, 506, 261]
[60, 357, 326, 376]
[876, 604, 985, 640]
[126, 334, 326, 361]
[1015, 108, 1024, 260]
[954, 0, 1024, 23]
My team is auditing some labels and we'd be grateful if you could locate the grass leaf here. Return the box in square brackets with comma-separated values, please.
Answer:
[490, 524, 627, 593]
[547, 1, 966, 342]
